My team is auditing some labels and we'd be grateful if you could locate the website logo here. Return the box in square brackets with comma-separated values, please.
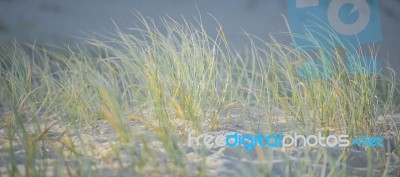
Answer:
[188, 131, 384, 152]
[287, 0, 382, 80]
[287, 0, 382, 49]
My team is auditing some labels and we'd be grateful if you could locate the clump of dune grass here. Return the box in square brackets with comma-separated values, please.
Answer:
[0, 15, 399, 176]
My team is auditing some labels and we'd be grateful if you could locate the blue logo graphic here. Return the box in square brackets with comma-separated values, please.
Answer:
[287, 0, 382, 50]
[287, 0, 382, 80]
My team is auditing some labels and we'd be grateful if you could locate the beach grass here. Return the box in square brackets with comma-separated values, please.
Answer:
[0, 15, 399, 176]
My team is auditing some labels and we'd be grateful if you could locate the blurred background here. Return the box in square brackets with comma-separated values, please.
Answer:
[0, 0, 399, 68]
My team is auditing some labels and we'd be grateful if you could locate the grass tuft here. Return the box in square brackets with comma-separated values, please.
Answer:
[0, 15, 399, 176]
